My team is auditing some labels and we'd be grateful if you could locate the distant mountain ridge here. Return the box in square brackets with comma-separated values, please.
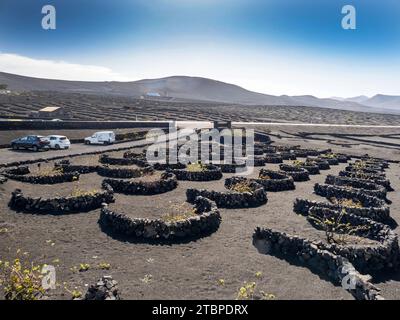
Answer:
[362, 94, 400, 111]
[0, 71, 399, 114]
[332, 95, 369, 104]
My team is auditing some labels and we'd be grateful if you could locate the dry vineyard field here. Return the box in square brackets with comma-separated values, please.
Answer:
[0, 132, 400, 300]
[2, 91, 400, 125]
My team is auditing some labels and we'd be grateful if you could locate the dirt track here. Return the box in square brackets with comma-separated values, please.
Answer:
[0, 138, 149, 166]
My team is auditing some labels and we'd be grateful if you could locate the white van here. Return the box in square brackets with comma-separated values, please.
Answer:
[84, 131, 116, 145]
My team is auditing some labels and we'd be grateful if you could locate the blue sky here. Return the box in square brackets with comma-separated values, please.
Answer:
[0, 0, 399, 97]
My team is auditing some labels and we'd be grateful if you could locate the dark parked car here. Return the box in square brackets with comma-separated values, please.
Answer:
[10, 135, 50, 152]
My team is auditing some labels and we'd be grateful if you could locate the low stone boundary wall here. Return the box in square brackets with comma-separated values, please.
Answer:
[4, 167, 80, 185]
[345, 165, 384, 176]
[253, 227, 383, 300]
[169, 165, 222, 181]
[252, 169, 295, 192]
[325, 175, 388, 195]
[320, 153, 350, 163]
[102, 172, 178, 195]
[339, 171, 393, 191]
[253, 148, 265, 156]
[280, 152, 297, 160]
[263, 146, 277, 154]
[264, 154, 283, 163]
[314, 183, 388, 203]
[99, 154, 148, 167]
[292, 150, 308, 157]
[247, 156, 266, 167]
[310, 158, 331, 169]
[99, 196, 221, 241]
[355, 163, 385, 172]
[55, 163, 98, 174]
[318, 161, 331, 170]
[293, 198, 391, 225]
[55, 159, 154, 178]
[360, 158, 389, 168]
[318, 156, 340, 165]
[337, 154, 350, 163]
[123, 150, 146, 159]
[355, 160, 388, 170]
[0, 120, 169, 131]
[217, 162, 247, 173]
[279, 164, 310, 182]
[361, 157, 389, 169]
[97, 165, 153, 179]
[186, 177, 267, 208]
[4, 166, 30, 175]
[293, 149, 321, 157]
[276, 145, 299, 152]
[299, 163, 320, 175]
[306, 207, 400, 273]
[151, 162, 186, 171]
[8, 186, 114, 214]
[307, 158, 330, 170]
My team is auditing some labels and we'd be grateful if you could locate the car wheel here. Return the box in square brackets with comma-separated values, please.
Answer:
[12, 144, 17, 150]
[32, 146, 38, 152]
[85, 141, 90, 145]
[55, 144, 60, 150]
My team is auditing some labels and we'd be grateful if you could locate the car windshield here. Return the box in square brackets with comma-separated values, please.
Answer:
[59, 137, 66, 140]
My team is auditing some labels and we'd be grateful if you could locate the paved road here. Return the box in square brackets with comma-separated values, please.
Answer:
[0, 139, 150, 166]
[232, 122, 400, 128]
[0, 129, 193, 166]
[175, 121, 400, 129]
[1, 121, 399, 165]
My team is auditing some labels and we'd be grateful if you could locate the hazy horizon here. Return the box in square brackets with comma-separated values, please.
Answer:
[0, 68, 394, 100]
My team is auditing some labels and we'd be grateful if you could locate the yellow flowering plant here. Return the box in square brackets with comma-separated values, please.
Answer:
[0, 256, 46, 300]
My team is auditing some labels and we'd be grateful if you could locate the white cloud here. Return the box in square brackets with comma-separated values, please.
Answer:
[1, 46, 399, 98]
[0, 53, 129, 81]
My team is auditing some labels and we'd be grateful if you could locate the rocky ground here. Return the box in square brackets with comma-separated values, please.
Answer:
[0, 134, 399, 300]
